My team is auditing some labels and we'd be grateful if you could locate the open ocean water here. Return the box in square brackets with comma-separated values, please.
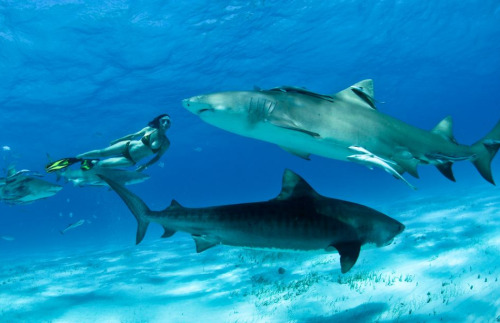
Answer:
[1, 1, 499, 322]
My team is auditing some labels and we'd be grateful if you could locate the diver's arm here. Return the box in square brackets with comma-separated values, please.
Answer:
[109, 127, 149, 146]
[136, 140, 170, 172]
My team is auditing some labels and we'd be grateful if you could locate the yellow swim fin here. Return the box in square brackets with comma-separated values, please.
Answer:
[45, 157, 81, 173]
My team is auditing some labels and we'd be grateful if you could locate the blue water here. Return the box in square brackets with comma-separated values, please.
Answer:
[1, 1, 499, 321]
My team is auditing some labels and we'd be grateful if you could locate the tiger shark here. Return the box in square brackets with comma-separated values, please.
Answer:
[182, 80, 500, 188]
[99, 169, 404, 273]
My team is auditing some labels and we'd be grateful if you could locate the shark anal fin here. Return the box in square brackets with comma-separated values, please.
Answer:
[436, 162, 456, 182]
[192, 235, 218, 253]
[330, 241, 361, 273]
[269, 120, 320, 137]
[279, 146, 311, 160]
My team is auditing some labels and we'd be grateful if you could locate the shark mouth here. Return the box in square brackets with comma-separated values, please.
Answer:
[198, 108, 214, 114]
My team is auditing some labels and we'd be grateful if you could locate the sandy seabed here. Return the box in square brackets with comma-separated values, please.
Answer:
[1, 187, 499, 323]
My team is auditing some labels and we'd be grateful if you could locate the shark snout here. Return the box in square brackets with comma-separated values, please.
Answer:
[387, 222, 405, 246]
[182, 97, 214, 115]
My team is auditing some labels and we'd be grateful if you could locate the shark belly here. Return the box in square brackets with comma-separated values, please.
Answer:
[233, 121, 356, 161]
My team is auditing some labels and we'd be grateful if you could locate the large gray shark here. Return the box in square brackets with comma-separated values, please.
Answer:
[182, 80, 500, 188]
[0, 170, 62, 204]
[99, 169, 404, 273]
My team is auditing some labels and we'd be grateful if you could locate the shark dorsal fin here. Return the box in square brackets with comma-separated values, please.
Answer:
[276, 169, 317, 200]
[431, 116, 456, 143]
[332, 79, 377, 110]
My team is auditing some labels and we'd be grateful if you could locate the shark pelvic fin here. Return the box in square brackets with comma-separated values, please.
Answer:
[192, 235, 218, 253]
[431, 116, 456, 143]
[279, 146, 311, 160]
[436, 162, 456, 182]
[330, 241, 361, 273]
[276, 169, 317, 200]
[161, 227, 176, 238]
[396, 158, 420, 178]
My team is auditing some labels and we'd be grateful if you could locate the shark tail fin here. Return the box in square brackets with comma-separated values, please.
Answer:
[472, 120, 500, 185]
[98, 174, 151, 244]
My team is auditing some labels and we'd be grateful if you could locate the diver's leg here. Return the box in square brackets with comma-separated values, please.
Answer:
[96, 157, 134, 168]
[76, 142, 128, 159]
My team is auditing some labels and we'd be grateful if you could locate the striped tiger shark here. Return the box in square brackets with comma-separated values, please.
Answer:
[182, 80, 500, 189]
[99, 169, 404, 273]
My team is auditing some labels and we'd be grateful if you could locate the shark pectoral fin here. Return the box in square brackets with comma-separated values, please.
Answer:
[161, 227, 176, 238]
[269, 120, 320, 137]
[330, 241, 361, 273]
[192, 235, 218, 253]
[436, 162, 456, 182]
[279, 146, 311, 160]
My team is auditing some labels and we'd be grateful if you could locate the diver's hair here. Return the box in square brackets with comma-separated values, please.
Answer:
[148, 114, 170, 128]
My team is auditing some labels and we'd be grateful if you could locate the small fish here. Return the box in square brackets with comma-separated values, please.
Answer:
[60, 219, 85, 234]
[2, 146, 11, 151]
[1, 235, 15, 241]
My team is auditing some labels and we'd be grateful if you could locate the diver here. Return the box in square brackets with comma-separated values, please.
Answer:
[46, 114, 171, 173]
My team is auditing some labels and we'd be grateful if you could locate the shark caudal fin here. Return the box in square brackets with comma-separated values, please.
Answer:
[98, 175, 151, 244]
[472, 120, 500, 185]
